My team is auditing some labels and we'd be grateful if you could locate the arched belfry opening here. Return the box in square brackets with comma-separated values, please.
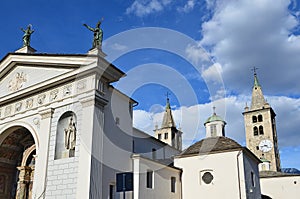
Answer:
[0, 126, 36, 199]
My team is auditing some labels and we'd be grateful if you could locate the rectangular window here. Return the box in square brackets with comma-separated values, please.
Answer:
[171, 177, 176, 193]
[146, 170, 153, 189]
[210, 124, 217, 137]
[152, 148, 156, 160]
[158, 133, 161, 140]
[164, 133, 168, 139]
[109, 184, 115, 199]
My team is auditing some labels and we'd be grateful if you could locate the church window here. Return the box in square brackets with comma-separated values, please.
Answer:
[253, 126, 258, 136]
[164, 133, 168, 139]
[252, 116, 257, 123]
[171, 177, 176, 193]
[152, 148, 156, 159]
[259, 126, 264, 135]
[158, 134, 161, 140]
[256, 146, 259, 150]
[251, 171, 255, 187]
[210, 124, 217, 137]
[146, 170, 153, 188]
[258, 115, 263, 122]
[202, 172, 214, 184]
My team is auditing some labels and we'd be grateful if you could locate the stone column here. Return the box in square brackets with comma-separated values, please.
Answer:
[16, 166, 32, 199]
[31, 108, 54, 198]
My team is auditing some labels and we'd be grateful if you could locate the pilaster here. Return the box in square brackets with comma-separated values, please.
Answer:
[32, 108, 54, 198]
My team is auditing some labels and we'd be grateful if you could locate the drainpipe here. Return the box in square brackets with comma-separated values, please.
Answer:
[236, 150, 243, 199]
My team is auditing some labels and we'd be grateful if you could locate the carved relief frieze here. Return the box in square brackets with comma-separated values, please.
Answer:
[15, 102, 22, 112]
[8, 72, 27, 92]
[4, 106, 12, 117]
[50, 89, 59, 101]
[63, 85, 72, 96]
[1, 79, 90, 119]
[77, 80, 86, 91]
[26, 98, 34, 109]
[37, 94, 46, 105]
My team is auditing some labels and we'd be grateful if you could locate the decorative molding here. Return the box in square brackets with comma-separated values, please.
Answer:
[50, 89, 59, 102]
[0, 76, 92, 119]
[37, 94, 46, 105]
[15, 102, 22, 112]
[26, 98, 34, 109]
[39, 108, 54, 119]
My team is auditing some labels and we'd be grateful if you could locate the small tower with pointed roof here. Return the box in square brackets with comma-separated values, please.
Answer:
[243, 69, 281, 172]
[154, 97, 182, 151]
[204, 107, 226, 137]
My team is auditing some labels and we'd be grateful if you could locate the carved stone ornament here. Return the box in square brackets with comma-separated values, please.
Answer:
[26, 98, 34, 109]
[77, 80, 86, 90]
[63, 85, 72, 96]
[37, 94, 46, 105]
[50, 90, 59, 101]
[15, 102, 22, 112]
[4, 106, 12, 116]
[8, 72, 27, 92]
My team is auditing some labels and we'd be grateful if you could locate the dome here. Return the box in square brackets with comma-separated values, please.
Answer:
[204, 113, 225, 125]
[181, 136, 242, 156]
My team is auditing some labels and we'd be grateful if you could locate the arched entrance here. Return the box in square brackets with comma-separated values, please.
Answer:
[0, 126, 36, 199]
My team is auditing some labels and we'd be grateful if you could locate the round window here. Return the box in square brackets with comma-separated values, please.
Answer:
[202, 172, 214, 184]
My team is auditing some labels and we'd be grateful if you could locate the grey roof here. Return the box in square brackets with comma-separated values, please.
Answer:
[260, 171, 300, 178]
[180, 136, 242, 156]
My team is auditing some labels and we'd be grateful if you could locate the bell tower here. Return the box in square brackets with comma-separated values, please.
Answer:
[154, 97, 182, 151]
[243, 69, 281, 171]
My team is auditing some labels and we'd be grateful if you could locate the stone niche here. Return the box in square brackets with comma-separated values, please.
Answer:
[55, 111, 77, 159]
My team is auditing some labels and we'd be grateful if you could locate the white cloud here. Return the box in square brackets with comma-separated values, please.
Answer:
[202, 62, 223, 83]
[177, 0, 196, 13]
[133, 94, 300, 150]
[185, 43, 210, 65]
[200, 0, 300, 95]
[126, 0, 172, 17]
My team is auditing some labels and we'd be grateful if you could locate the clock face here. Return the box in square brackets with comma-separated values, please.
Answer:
[259, 139, 273, 152]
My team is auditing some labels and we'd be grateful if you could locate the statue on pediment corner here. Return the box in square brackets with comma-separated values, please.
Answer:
[21, 24, 34, 47]
[83, 19, 103, 49]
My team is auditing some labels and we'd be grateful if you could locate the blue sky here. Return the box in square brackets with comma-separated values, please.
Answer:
[1, 0, 300, 169]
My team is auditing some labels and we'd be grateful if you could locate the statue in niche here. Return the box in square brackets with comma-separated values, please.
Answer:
[83, 19, 103, 49]
[21, 24, 34, 47]
[64, 117, 76, 150]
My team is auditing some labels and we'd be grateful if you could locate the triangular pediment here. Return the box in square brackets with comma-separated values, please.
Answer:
[0, 53, 94, 99]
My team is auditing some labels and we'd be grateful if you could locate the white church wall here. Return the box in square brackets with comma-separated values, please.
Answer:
[132, 154, 181, 199]
[174, 151, 252, 199]
[260, 175, 300, 199]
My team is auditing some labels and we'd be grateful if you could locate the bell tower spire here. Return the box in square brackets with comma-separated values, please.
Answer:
[243, 69, 281, 172]
[251, 67, 267, 110]
[154, 94, 182, 151]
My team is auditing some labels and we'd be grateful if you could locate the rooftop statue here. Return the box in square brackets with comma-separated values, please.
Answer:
[83, 20, 103, 49]
[21, 24, 34, 47]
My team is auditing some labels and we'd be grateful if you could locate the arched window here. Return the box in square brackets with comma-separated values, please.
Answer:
[258, 115, 263, 122]
[253, 126, 258, 136]
[259, 125, 264, 135]
[252, 116, 257, 123]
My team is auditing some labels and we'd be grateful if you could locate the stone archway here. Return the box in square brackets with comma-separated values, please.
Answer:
[0, 126, 35, 199]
